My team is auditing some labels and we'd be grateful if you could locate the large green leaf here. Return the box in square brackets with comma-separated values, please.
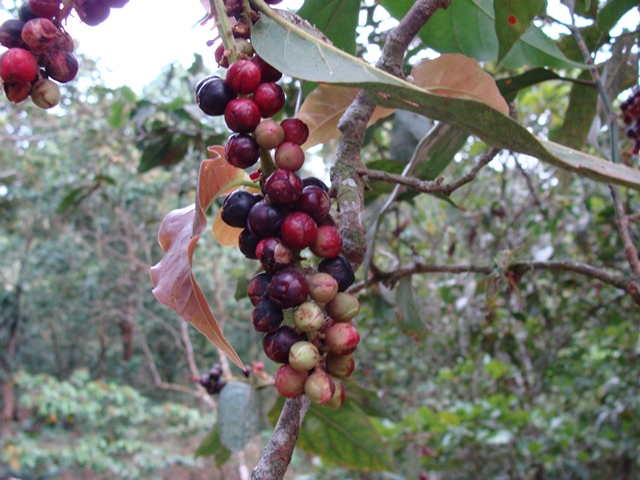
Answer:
[250, 9, 640, 191]
[377, 0, 586, 69]
[297, 0, 360, 55]
[597, 0, 639, 32]
[268, 396, 395, 471]
[494, 0, 546, 64]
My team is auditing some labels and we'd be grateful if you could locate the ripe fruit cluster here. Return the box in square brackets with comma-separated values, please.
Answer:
[0, 0, 128, 109]
[197, 0, 360, 408]
[621, 88, 640, 155]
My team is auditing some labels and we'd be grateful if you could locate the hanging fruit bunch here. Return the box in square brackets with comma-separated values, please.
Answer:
[197, 0, 361, 409]
[0, 0, 129, 109]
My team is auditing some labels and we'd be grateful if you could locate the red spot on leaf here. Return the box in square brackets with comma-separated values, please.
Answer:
[508, 15, 517, 25]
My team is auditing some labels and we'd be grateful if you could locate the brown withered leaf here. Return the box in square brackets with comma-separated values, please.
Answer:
[212, 209, 243, 247]
[298, 84, 396, 150]
[150, 146, 246, 370]
[411, 54, 509, 116]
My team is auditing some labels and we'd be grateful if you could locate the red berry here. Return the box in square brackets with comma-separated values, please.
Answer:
[214, 43, 230, 68]
[275, 364, 308, 398]
[252, 55, 282, 83]
[224, 97, 261, 133]
[3, 81, 31, 104]
[310, 225, 342, 258]
[281, 118, 309, 145]
[29, 0, 62, 18]
[226, 59, 261, 94]
[280, 211, 318, 250]
[0, 48, 38, 84]
[274, 142, 305, 171]
[253, 82, 285, 118]
[297, 185, 331, 222]
[325, 322, 360, 356]
[21, 17, 57, 52]
[263, 169, 303, 206]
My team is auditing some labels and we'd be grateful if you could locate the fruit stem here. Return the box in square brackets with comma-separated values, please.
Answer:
[259, 147, 278, 177]
[211, 0, 239, 64]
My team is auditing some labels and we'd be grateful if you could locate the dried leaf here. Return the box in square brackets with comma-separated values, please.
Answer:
[298, 85, 395, 149]
[150, 146, 246, 370]
[212, 209, 243, 247]
[411, 54, 509, 116]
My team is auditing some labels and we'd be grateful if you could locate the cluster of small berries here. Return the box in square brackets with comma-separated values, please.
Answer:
[195, 0, 361, 408]
[195, 364, 227, 395]
[621, 88, 640, 155]
[0, 0, 128, 109]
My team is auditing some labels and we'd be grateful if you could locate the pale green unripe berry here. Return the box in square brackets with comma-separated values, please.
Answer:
[304, 368, 336, 404]
[325, 292, 360, 322]
[289, 341, 320, 372]
[325, 378, 346, 409]
[293, 301, 325, 332]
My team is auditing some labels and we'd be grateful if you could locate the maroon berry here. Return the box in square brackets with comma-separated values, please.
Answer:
[280, 211, 317, 250]
[53, 30, 74, 51]
[251, 55, 282, 83]
[196, 75, 237, 116]
[0, 20, 26, 48]
[263, 169, 303, 206]
[268, 268, 309, 309]
[247, 201, 284, 239]
[247, 271, 271, 306]
[302, 176, 329, 192]
[233, 23, 251, 39]
[318, 256, 355, 292]
[225, 133, 260, 169]
[43, 50, 78, 83]
[255, 236, 294, 272]
[224, 97, 261, 133]
[325, 322, 360, 356]
[226, 59, 261, 94]
[30, 78, 59, 109]
[76, 0, 111, 26]
[275, 364, 308, 398]
[263, 326, 306, 364]
[274, 142, 305, 172]
[254, 119, 285, 150]
[304, 368, 336, 404]
[100, 0, 129, 7]
[252, 298, 284, 333]
[22, 18, 58, 52]
[4, 81, 31, 104]
[238, 228, 260, 259]
[29, 0, 62, 18]
[281, 118, 309, 145]
[310, 225, 342, 258]
[297, 185, 331, 222]
[253, 82, 285, 118]
[0, 48, 38, 84]
[221, 190, 262, 228]
[214, 43, 230, 68]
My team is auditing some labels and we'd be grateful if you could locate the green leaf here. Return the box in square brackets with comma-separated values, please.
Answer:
[494, 0, 546, 64]
[251, 11, 640, 191]
[597, 0, 639, 32]
[496, 68, 570, 102]
[195, 424, 232, 467]
[297, 0, 360, 55]
[396, 276, 427, 341]
[268, 396, 395, 471]
[550, 70, 599, 150]
[377, 0, 586, 69]
[218, 382, 258, 452]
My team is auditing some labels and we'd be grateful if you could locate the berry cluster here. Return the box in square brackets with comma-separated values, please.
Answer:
[195, 364, 227, 395]
[196, 1, 360, 409]
[0, 0, 128, 109]
[621, 88, 640, 155]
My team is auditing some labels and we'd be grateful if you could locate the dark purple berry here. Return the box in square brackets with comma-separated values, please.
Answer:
[252, 298, 284, 333]
[100, 0, 129, 7]
[318, 256, 355, 292]
[76, 0, 111, 26]
[302, 176, 329, 192]
[263, 169, 303, 206]
[0, 20, 26, 48]
[196, 75, 237, 116]
[19, 3, 38, 22]
[247, 271, 271, 306]
[268, 268, 309, 309]
[225, 133, 260, 169]
[43, 50, 78, 83]
[238, 228, 260, 259]
[224, 97, 261, 133]
[247, 201, 283, 239]
[263, 326, 306, 363]
[221, 190, 262, 228]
